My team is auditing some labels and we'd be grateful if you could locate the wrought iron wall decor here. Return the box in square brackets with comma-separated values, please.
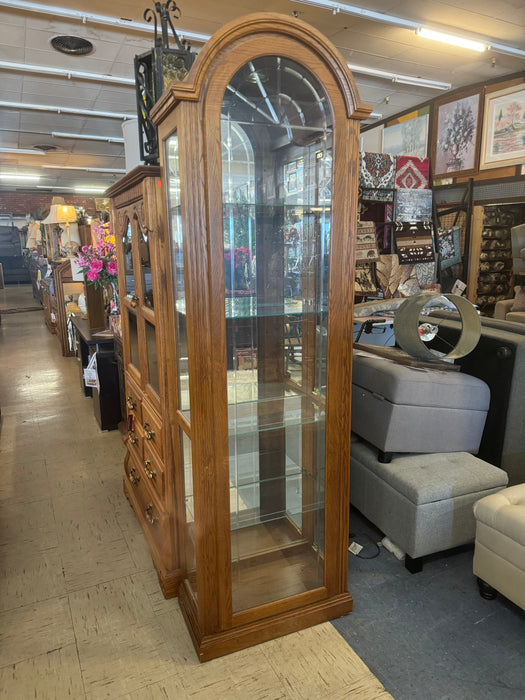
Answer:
[134, 1, 196, 165]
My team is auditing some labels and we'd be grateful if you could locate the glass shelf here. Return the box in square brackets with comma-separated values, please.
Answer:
[227, 394, 324, 436]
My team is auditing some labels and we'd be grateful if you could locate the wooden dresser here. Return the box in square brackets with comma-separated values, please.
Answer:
[106, 166, 182, 597]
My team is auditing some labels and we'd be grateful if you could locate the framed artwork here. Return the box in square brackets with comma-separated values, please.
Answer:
[432, 90, 483, 178]
[480, 84, 525, 170]
[382, 112, 429, 158]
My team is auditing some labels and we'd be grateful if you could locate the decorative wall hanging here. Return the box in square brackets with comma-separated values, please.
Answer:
[480, 84, 525, 170]
[359, 152, 396, 201]
[432, 89, 482, 178]
[395, 189, 433, 222]
[395, 156, 429, 189]
[438, 226, 462, 269]
[382, 111, 429, 158]
[376, 254, 418, 299]
[354, 263, 377, 296]
[355, 221, 379, 262]
[394, 222, 435, 264]
[415, 260, 438, 286]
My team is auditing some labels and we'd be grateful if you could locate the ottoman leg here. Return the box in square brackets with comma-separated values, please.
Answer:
[477, 577, 497, 600]
[378, 450, 392, 463]
[405, 555, 423, 574]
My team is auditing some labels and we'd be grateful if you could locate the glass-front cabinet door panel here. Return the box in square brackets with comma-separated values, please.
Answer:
[145, 319, 159, 396]
[122, 220, 135, 297]
[138, 223, 154, 308]
[222, 57, 333, 613]
[128, 309, 140, 371]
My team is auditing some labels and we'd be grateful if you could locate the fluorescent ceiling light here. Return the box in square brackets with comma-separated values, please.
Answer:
[0, 60, 134, 85]
[416, 28, 487, 53]
[0, 147, 46, 155]
[0, 101, 135, 120]
[74, 187, 107, 193]
[0, 172, 40, 181]
[291, 0, 524, 58]
[291, 0, 418, 28]
[37, 185, 74, 190]
[52, 132, 125, 143]
[42, 165, 126, 173]
[1, 0, 210, 43]
[347, 63, 451, 90]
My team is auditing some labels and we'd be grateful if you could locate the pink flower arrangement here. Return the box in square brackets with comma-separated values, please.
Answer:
[75, 221, 118, 289]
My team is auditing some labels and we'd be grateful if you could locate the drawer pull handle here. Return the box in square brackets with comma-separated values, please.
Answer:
[128, 432, 138, 445]
[145, 503, 159, 524]
[128, 466, 140, 486]
[144, 460, 156, 480]
[144, 421, 156, 441]
[127, 396, 137, 410]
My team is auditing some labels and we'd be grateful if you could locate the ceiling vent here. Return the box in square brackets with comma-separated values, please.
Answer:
[51, 36, 94, 56]
[33, 144, 57, 152]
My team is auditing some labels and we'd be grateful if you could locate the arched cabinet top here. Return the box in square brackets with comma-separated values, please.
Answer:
[151, 12, 372, 125]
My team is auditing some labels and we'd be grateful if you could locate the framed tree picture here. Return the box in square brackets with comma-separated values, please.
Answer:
[480, 84, 525, 170]
[383, 111, 429, 158]
[432, 89, 483, 178]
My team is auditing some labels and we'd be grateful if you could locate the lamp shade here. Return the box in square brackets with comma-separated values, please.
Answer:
[42, 204, 77, 225]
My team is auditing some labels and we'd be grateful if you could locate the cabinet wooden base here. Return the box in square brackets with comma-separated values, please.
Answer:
[179, 581, 353, 662]
[123, 476, 183, 599]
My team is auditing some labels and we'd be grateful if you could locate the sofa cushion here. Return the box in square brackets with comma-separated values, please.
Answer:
[350, 441, 508, 506]
[352, 350, 490, 410]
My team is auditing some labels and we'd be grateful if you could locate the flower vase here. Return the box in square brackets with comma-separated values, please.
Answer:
[84, 281, 106, 330]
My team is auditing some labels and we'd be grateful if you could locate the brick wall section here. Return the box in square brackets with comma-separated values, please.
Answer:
[0, 193, 98, 218]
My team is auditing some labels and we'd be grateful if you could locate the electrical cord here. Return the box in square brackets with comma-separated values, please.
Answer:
[348, 532, 381, 559]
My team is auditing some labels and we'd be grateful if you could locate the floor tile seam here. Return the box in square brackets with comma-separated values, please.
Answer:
[65, 591, 89, 699]
[63, 567, 155, 596]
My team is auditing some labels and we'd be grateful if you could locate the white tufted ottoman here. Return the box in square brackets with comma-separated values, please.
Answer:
[473, 484, 525, 610]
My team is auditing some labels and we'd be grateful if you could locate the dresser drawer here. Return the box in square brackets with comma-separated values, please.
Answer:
[125, 374, 142, 425]
[142, 400, 163, 460]
[142, 443, 165, 502]
[125, 455, 171, 559]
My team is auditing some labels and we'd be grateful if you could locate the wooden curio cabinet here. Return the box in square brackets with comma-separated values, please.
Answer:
[107, 166, 182, 597]
[118, 13, 370, 661]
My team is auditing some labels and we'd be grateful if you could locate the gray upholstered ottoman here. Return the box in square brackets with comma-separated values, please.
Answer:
[350, 440, 508, 572]
[351, 349, 490, 462]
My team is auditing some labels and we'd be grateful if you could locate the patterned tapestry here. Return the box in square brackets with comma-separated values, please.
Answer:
[395, 189, 433, 222]
[438, 226, 462, 269]
[395, 156, 429, 189]
[355, 221, 380, 262]
[394, 222, 435, 264]
[359, 152, 396, 201]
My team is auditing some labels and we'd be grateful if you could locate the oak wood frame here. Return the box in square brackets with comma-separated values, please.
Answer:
[151, 12, 371, 661]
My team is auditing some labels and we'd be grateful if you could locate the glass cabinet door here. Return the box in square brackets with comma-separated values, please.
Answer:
[221, 57, 333, 613]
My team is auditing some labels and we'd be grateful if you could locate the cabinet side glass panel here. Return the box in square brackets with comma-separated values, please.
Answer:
[166, 132, 190, 414]
[222, 57, 333, 613]
[166, 131, 197, 599]
[180, 429, 197, 599]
